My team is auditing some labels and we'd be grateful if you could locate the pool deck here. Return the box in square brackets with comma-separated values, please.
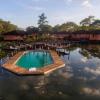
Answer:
[2, 50, 65, 75]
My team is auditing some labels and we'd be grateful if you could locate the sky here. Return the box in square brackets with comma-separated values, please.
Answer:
[0, 0, 100, 28]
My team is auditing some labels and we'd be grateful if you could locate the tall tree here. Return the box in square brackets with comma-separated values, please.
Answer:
[37, 13, 48, 34]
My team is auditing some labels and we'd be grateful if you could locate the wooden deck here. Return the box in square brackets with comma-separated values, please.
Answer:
[2, 50, 65, 75]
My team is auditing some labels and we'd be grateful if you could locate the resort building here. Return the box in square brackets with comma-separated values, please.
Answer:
[52, 30, 100, 42]
[2, 30, 100, 42]
[3, 30, 27, 41]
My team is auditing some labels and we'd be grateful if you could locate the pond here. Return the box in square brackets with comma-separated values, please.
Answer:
[0, 44, 100, 100]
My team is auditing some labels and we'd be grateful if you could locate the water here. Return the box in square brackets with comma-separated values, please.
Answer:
[16, 51, 53, 69]
[0, 44, 100, 100]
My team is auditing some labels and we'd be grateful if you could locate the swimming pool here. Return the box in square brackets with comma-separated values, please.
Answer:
[16, 51, 53, 69]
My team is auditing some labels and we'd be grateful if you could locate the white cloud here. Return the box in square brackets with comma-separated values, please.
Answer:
[58, 66, 73, 79]
[82, 87, 100, 96]
[81, 57, 88, 63]
[82, 0, 93, 8]
[84, 67, 100, 76]
[64, 0, 93, 8]
[67, 0, 72, 2]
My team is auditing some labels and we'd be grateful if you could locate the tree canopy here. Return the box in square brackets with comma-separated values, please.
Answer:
[91, 19, 100, 29]
[52, 22, 78, 33]
[59, 22, 78, 32]
[79, 16, 100, 31]
[0, 19, 17, 34]
[26, 26, 39, 34]
[80, 16, 94, 26]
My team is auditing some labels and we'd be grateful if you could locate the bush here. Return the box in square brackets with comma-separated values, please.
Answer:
[0, 51, 6, 59]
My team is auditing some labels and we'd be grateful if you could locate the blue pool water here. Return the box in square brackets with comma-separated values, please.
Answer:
[16, 51, 53, 69]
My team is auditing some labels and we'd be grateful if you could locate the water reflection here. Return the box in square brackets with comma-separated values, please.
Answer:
[0, 44, 100, 100]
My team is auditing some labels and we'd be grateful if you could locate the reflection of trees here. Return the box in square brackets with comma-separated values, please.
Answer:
[87, 47, 100, 58]
[79, 49, 91, 59]
[79, 45, 100, 59]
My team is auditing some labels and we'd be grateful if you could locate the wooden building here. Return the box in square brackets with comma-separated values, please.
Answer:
[3, 30, 26, 41]
[3, 30, 100, 42]
[52, 30, 100, 42]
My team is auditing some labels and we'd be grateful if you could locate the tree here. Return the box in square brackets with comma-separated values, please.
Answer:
[0, 19, 17, 34]
[59, 22, 78, 32]
[40, 24, 52, 34]
[26, 26, 39, 34]
[38, 13, 48, 34]
[80, 16, 94, 26]
[52, 25, 60, 33]
[91, 19, 100, 29]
